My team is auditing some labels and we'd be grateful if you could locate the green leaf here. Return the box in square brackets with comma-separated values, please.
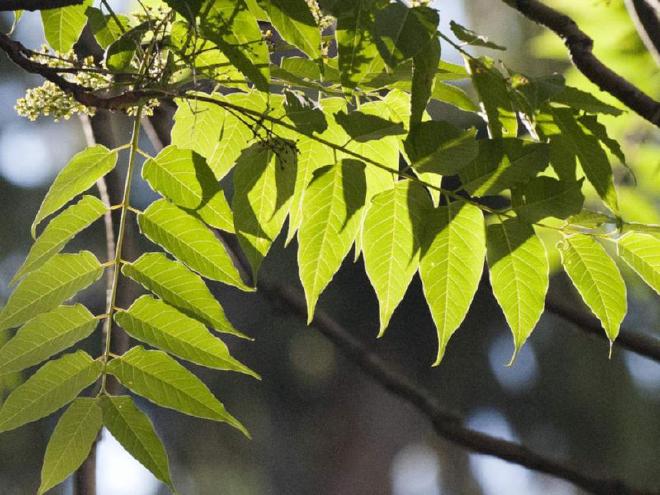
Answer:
[38, 398, 102, 495]
[335, 111, 405, 142]
[298, 160, 367, 321]
[138, 199, 250, 291]
[107, 347, 248, 436]
[405, 121, 478, 176]
[284, 90, 328, 136]
[362, 181, 432, 335]
[86, 7, 128, 49]
[233, 144, 296, 278]
[332, 0, 385, 91]
[0, 251, 103, 332]
[431, 82, 478, 112]
[411, 34, 440, 128]
[115, 295, 258, 378]
[420, 202, 485, 365]
[551, 107, 618, 212]
[0, 350, 101, 433]
[199, 0, 271, 91]
[567, 210, 615, 229]
[32, 145, 118, 238]
[559, 234, 627, 342]
[171, 95, 252, 180]
[12, 195, 106, 285]
[259, 0, 321, 60]
[122, 253, 248, 339]
[41, 0, 92, 52]
[142, 146, 234, 233]
[486, 218, 548, 360]
[100, 395, 174, 489]
[0, 305, 97, 375]
[513, 177, 585, 223]
[374, 4, 439, 68]
[459, 139, 549, 196]
[618, 233, 660, 295]
[105, 23, 149, 72]
[450, 20, 505, 50]
[469, 58, 517, 138]
[551, 86, 622, 116]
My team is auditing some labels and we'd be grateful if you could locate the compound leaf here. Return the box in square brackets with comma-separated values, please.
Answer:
[618, 232, 660, 294]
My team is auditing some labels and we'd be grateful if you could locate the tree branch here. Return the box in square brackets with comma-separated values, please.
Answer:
[263, 282, 658, 495]
[624, 0, 660, 64]
[0, 0, 83, 11]
[501, 0, 660, 127]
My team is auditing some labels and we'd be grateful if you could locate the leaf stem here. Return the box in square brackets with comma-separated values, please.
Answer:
[99, 106, 143, 394]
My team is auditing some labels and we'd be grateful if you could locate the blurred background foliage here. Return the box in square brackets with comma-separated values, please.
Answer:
[0, 1, 658, 494]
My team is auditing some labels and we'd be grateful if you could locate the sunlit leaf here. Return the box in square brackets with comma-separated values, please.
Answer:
[38, 398, 102, 495]
[138, 199, 250, 291]
[32, 145, 117, 237]
[107, 347, 248, 436]
[115, 295, 258, 377]
[0, 351, 101, 433]
[618, 233, 659, 294]
[259, 0, 321, 60]
[486, 218, 548, 359]
[420, 202, 485, 365]
[0, 305, 97, 375]
[40, 0, 92, 52]
[559, 234, 626, 342]
[298, 160, 367, 320]
[362, 180, 432, 334]
[100, 395, 174, 489]
[469, 57, 517, 138]
[0, 251, 103, 332]
[513, 177, 585, 223]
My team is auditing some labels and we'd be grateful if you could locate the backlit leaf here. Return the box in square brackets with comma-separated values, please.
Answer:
[362, 181, 432, 334]
[32, 145, 118, 237]
[0, 351, 101, 433]
[138, 199, 250, 291]
[469, 58, 517, 138]
[41, 0, 92, 52]
[122, 252, 248, 339]
[107, 347, 248, 436]
[420, 202, 485, 365]
[115, 295, 257, 377]
[0, 305, 97, 375]
[38, 398, 102, 495]
[486, 218, 548, 359]
[100, 395, 174, 489]
[513, 177, 585, 223]
[0, 251, 103, 332]
[618, 232, 660, 294]
[298, 160, 367, 321]
[259, 0, 321, 60]
[559, 235, 626, 342]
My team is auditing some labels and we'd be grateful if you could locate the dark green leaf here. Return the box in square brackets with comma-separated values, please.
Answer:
[450, 20, 505, 50]
[513, 177, 585, 223]
[405, 121, 478, 175]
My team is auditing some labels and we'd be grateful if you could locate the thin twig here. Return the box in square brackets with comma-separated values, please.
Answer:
[500, 0, 660, 127]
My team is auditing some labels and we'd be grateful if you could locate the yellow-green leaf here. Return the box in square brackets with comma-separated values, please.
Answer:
[559, 235, 627, 342]
[38, 398, 102, 495]
[486, 218, 548, 360]
[0, 305, 97, 375]
[115, 295, 258, 378]
[138, 199, 250, 291]
[618, 232, 660, 294]
[0, 351, 101, 433]
[41, 0, 92, 52]
[0, 251, 103, 332]
[107, 347, 248, 436]
[420, 203, 485, 365]
[32, 145, 117, 237]
[122, 252, 248, 339]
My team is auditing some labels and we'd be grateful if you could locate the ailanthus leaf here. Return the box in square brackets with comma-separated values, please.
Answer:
[0, 351, 101, 433]
[40, 0, 92, 52]
[32, 145, 117, 238]
[298, 160, 367, 321]
[100, 395, 174, 490]
[0, 305, 97, 375]
[0, 252, 103, 332]
[115, 295, 258, 378]
[514, 177, 585, 223]
[618, 233, 660, 294]
[259, 0, 321, 60]
[559, 235, 626, 342]
[142, 146, 234, 233]
[138, 199, 250, 291]
[107, 347, 248, 436]
[486, 218, 548, 360]
[38, 398, 102, 495]
[13, 195, 106, 284]
[469, 57, 517, 138]
[362, 181, 432, 335]
[420, 203, 485, 365]
[122, 253, 248, 339]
